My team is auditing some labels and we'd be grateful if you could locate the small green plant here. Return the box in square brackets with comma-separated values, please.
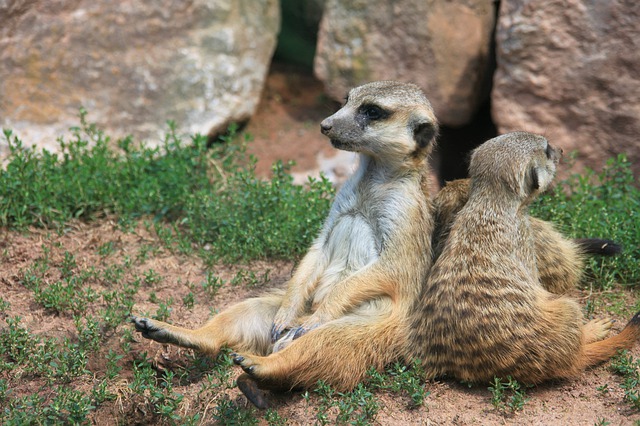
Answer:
[0, 297, 9, 314]
[60, 251, 77, 278]
[143, 268, 162, 285]
[264, 408, 288, 426]
[105, 349, 124, 380]
[97, 241, 116, 257]
[488, 376, 529, 414]
[310, 380, 380, 425]
[91, 378, 116, 405]
[153, 297, 173, 321]
[202, 271, 225, 298]
[230, 268, 271, 288]
[366, 360, 429, 407]
[74, 315, 102, 352]
[596, 383, 610, 395]
[212, 396, 258, 425]
[183, 291, 196, 309]
[610, 351, 640, 409]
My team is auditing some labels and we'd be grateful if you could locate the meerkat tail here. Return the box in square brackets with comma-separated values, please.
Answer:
[236, 373, 270, 409]
[574, 238, 622, 256]
[581, 311, 640, 367]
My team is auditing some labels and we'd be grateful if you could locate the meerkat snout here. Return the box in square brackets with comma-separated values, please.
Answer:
[320, 120, 332, 135]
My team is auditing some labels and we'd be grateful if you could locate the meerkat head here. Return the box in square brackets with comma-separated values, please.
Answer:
[469, 131, 561, 201]
[320, 81, 439, 163]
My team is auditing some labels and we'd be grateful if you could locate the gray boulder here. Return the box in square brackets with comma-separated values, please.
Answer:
[492, 0, 640, 173]
[0, 0, 279, 152]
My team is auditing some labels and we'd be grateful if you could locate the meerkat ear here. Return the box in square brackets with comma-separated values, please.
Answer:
[412, 120, 439, 149]
[530, 166, 555, 194]
[530, 167, 540, 192]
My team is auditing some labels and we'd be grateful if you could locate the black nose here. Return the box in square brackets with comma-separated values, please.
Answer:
[320, 121, 332, 134]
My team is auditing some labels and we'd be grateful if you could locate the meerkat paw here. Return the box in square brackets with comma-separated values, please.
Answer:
[131, 316, 178, 345]
[583, 317, 615, 344]
[272, 328, 297, 352]
[270, 322, 290, 343]
[232, 353, 267, 377]
[271, 309, 299, 342]
[291, 313, 327, 340]
[292, 322, 321, 340]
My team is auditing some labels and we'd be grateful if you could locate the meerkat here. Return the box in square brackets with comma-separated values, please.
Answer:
[432, 179, 620, 294]
[131, 81, 439, 404]
[406, 132, 640, 384]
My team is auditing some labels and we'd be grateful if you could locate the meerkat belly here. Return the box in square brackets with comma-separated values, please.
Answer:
[311, 213, 379, 308]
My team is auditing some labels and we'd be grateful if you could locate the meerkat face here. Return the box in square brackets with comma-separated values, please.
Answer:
[320, 81, 439, 161]
[469, 132, 561, 201]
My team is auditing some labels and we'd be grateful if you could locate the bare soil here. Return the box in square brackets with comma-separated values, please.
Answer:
[2, 63, 640, 425]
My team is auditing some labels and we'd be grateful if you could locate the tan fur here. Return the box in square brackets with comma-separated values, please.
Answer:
[131, 81, 439, 392]
[433, 178, 583, 295]
[407, 132, 640, 384]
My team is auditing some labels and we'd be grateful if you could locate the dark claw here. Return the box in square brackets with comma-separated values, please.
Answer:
[233, 355, 245, 365]
[131, 316, 151, 332]
[244, 365, 255, 375]
[270, 324, 283, 343]
[292, 326, 307, 340]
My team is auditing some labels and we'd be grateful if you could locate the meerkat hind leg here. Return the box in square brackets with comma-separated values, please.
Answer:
[131, 292, 284, 355]
[131, 316, 202, 349]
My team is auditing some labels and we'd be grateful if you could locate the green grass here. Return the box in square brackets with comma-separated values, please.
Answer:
[531, 153, 640, 289]
[610, 351, 640, 410]
[1, 110, 334, 264]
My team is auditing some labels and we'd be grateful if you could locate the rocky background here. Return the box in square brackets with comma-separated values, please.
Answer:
[1, 0, 638, 181]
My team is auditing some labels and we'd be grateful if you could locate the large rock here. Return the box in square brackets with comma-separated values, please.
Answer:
[0, 0, 279, 152]
[492, 0, 640, 174]
[314, 0, 497, 127]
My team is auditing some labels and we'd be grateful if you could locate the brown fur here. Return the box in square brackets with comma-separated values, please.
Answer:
[433, 178, 583, 295]
[407, 132, 640, 384]
[131, 81, 439, 392]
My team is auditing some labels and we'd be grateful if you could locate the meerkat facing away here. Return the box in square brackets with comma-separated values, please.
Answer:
[407, 132, 640, 384]
[432, 179, 620, 294]
[132, 81, 438, 404]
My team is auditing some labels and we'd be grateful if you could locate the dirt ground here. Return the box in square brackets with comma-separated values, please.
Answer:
[2, 64, 640, 425]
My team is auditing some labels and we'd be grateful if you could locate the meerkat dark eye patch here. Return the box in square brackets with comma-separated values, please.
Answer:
[355, 104, 390, 129]
[358, 104, 389, 121]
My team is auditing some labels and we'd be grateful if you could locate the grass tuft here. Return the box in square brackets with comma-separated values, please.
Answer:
[531, 154, 640, 288]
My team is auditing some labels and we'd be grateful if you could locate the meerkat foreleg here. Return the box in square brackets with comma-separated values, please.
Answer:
[270, 248, 323, 341]
[290, 267, 394, 338]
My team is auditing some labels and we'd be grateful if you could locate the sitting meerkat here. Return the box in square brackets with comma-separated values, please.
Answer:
[432, 179, 620, 295]
[132, 81, 439, 405]
[407, 132, 640, 384]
